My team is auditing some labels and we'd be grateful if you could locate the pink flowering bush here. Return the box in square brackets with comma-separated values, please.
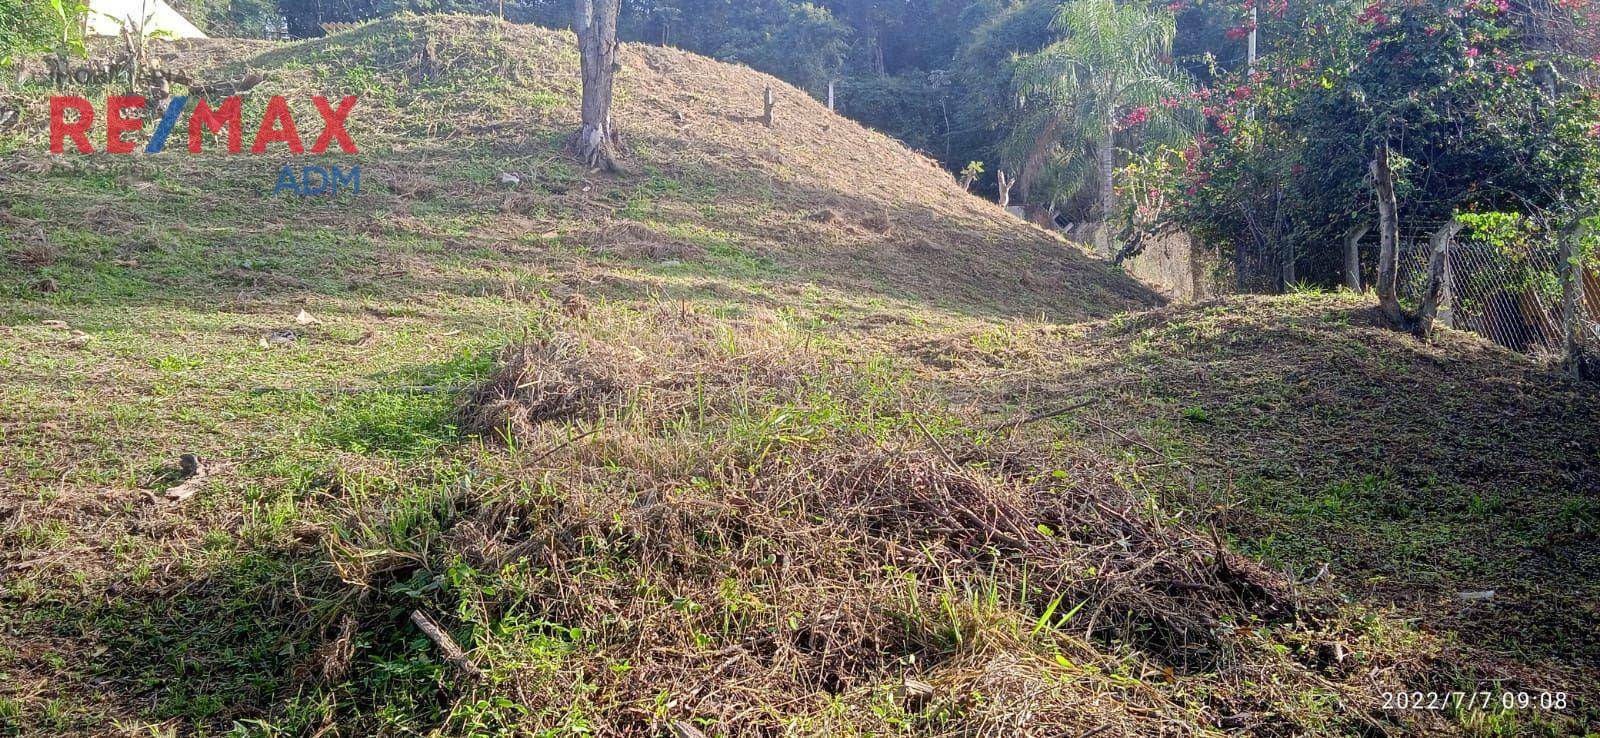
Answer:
[1150, 0, 1600, 289]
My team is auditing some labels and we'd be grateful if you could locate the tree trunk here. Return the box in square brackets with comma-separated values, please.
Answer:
[1247, 3, 1258, 69]
[1235, 241, 1247, 292]
[1371, 143, 1402, 324]
[573, 0, 621, 173]
[1096, 127, 1116, 258]
[1280, 244, 1296, 291]
[1414, 219, 1464, 338]
[997, 171, 1014, 208]
[1343, 222, 1369, 291]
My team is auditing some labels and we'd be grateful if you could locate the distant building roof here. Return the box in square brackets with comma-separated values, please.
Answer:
[84, 0, 208, 39]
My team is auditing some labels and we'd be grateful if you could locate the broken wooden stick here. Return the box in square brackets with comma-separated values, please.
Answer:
[761, 85, 777, 127]
[249, 384, 460, 396]
[410, 610, 482, 678]
[987, 398, 1099, 432]
[183, 71, 267, 99]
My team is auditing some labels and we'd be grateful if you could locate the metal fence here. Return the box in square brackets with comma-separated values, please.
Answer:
[1397, 235, 1599, 362]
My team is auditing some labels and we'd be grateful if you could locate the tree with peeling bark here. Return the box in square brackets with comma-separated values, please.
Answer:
[1371, 143, 1469, 337]
[1370, 144, 1402, 326]
[573, 0, 622, 173]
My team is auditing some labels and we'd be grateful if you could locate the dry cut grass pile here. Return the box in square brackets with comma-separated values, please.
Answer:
[331, 314, 1456, 737]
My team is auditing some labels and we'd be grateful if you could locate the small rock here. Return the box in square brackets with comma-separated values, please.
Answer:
[498, 172, 521, 186]
[260, 329, 298, 348]
[179, 453, 205, 478]
[897, 678, 935, 706]
[1218, 713, 1253, 730]
[561, 293, 591, 319]
[1457, 590, 1495, 601]
[161, 453, 214, 503]
[667, 721, 707, 738]
[295, 309, 322, 325]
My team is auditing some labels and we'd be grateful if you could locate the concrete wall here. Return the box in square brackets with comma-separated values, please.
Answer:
[1120, 230, 1219, 302]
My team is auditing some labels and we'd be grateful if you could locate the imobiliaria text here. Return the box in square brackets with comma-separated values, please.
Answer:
[48, 94, 364, 196]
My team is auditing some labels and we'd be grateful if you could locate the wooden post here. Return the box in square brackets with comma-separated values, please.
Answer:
[1561, 222, 1587, 377]
[827, 79, 835, 111]
[762, 85, 777, 127]
[1414, 219, 1464, 338]
[1344, 222, 1369, 291]
[1439, 240, 1455, 328]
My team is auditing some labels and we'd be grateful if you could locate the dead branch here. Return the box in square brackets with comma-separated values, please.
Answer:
[410, 610, 483, 679]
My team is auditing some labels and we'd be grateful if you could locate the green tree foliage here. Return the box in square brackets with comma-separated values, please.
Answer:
[1164, 0, 1600, 289]
[630, 0, 850, 91]
[2, 0, 84, 66]
[170, 0, 284, 37]
[1006, 0, 1190, 242]
[952, 0, 1067, 186]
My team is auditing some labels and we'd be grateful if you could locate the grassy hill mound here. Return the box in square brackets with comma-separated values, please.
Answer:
[2, 15, 1154, 322]
[1, 17, 1596, 737]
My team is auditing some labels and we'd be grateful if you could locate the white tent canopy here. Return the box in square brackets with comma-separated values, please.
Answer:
[84, 0, 208, 39]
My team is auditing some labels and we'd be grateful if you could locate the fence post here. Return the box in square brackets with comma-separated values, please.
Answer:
[1440, 240, 1456, 329]
[1561, 224, 1586, 377]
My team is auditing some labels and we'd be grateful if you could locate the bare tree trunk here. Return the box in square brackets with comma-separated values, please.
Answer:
[1414, 219, 1464, 338]
[997, 171, 1016, 208]
[1235, 241, 1247, 291]
[1344, 222, 1369, 291]
[1096, 128, 1116, 257]
[762, 85, 777, 127]
[827, 79, 835, 111]
[1280, 244, 1296, 290]
[573, 0, 621, 173]
[1371, 143, 1402, 324]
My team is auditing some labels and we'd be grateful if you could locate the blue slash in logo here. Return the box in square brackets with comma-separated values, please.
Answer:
[144, 96, 189, 154]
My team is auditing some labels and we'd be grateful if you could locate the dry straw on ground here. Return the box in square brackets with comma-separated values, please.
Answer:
[460, 334, 643, 442]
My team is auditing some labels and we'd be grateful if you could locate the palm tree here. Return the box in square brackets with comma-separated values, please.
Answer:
[1008, 0, 1189, 255]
